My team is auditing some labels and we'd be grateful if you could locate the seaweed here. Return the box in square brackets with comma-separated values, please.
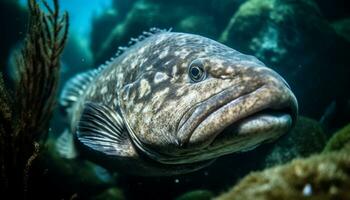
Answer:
[0, 0, 68, 198]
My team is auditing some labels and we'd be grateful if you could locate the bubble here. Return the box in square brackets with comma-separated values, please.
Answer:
[302, 183, 312, 196]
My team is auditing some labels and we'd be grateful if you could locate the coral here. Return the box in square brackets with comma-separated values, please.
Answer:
[261, 117, 327, 168]
[215, 149, 350, 200]
[0, 0, 68, 198]
[324, 123, 350, 152]
[175, 190, 214, 200]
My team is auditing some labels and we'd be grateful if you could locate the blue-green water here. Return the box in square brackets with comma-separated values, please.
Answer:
[20, 0, 112, 38]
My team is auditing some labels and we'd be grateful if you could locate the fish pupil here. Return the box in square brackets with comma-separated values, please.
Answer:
[191, 67, 200, 77]
[189, 65, 205, 82]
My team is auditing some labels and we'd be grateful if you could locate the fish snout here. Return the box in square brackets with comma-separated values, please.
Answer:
[153, 64, 298, 164]
[181, 65, 298, 152]
[255, 67, 298, 122]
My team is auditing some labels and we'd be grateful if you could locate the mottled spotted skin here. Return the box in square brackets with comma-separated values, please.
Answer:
[67, 32, 297, 176]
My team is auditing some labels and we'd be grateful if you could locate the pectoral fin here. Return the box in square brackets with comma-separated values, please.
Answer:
[76, 102, 136, 157]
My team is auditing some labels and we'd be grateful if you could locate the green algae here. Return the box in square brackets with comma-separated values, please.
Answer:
[332, 19, 350, 42]
[324, 123, 350, 152]
[175, 190, 214, 200]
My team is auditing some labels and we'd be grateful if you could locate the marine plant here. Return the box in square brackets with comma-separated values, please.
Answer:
[0, 0, 68, 198]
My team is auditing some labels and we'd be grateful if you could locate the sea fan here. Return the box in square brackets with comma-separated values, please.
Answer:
[0, 0, 68, 198]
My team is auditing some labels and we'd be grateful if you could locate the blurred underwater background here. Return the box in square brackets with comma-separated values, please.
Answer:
[0, 0, 350, 199]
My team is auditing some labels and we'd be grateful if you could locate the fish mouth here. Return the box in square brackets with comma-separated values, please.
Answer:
[157, 83, 297, 164]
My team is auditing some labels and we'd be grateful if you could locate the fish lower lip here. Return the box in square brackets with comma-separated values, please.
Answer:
[159, 112, 292, 165]
[212, 110, 292, 145]
[177, 85, 260, 145]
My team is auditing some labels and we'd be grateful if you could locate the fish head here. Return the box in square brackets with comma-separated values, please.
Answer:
[119, 32, 298, 166]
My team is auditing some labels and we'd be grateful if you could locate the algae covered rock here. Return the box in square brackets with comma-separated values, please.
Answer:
[175, 190, 214, 200]
[90, 0, 246, 65]
[92, 0, 179, 64]
[220, 0, 321, 65]
[90, 187, 125, 200]
[215, 149, 350, 200]
[314, 0, 350, 21]
[332, 18, 350, 42]
[91, 0, 217, 65]
[261, 116, 327, 168]
[324, 123, 350, 152]
[220, 0, 350, 118]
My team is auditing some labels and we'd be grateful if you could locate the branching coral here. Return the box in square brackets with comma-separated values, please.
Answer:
[0, 0, 68, 198]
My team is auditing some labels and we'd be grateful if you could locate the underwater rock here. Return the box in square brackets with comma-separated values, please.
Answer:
[90, 187, 125, 200]
[220, 0, 322, 66]
[220, 0, 350, 118]
[92, 0, 173, 64]
[90, 0, 246, 65]
[215, 149, 350, 200]
[90, 0, 137, 64]
[146, 0, 245, 31]
[176, 15, 218, 39]
[332, 18, 350, 42]
[175, 190, 214, 200]
[91, 0, 212, 64]
[314, 0, 350, 21]
[324, 123, 350, 152]
[319, 98, 350, 135]
[260, 116, 327, 168]
[90, 11, 119, 64]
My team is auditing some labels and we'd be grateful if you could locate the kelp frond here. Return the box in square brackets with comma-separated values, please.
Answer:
[0, 0, 68, 198]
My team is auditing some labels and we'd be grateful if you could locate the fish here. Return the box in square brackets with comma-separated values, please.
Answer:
[58, 29, 298, 176]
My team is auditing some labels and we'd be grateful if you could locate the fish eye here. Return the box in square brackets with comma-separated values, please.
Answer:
[188, 60, 206, 82]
